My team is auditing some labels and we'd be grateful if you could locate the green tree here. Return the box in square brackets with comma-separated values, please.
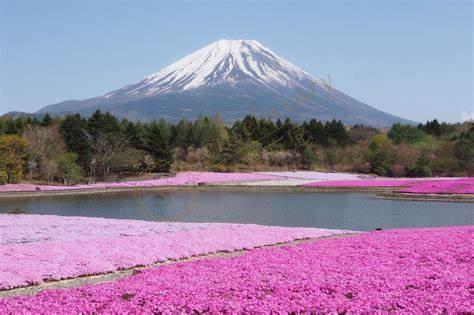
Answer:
[304, 119, 328, 146]
[0, 135, 27, 183]
[109, 148, 148, 175]
[454, 125, 474, 175]
[300, 144, 316, 169]
[124, 121, 147, 149]
[258, 118, 277, 146]
[213, 135, 244, 169]
[41, 114, 53, 127]
[87, 111, 120, 137]
[173, 119, 192, 148]
[60, 114, 90, 168]
[146, 124, 174, 172]
[407, 152, 433, 177]
[366, 134, 393, 176]
[57, 153, 83, 185]
[325, 119, 350, 146]
[388, 123, 426, 144]
[418, 119, 455, 137]
[5, 119, 19, 135]
[0, 117, 7, 135]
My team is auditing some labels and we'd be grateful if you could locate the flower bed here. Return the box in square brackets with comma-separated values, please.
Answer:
[224, 179, 319, 186]
[0, 172, 283, 193]
[258, 171, 367, 181]
[303, 179, 417, 187]
[303, 178, 474, 194]
[1, 226, 471, 312]
[0, 214, 240, 246]
[0, 215, 350, 289]
[398, 178, 474, 194]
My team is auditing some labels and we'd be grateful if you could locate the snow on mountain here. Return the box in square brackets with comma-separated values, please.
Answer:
[103, 39, 327, 99]
[37, 39, 415, 126]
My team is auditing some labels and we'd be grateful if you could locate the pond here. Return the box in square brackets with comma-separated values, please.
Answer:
[0, 191, 472, 231]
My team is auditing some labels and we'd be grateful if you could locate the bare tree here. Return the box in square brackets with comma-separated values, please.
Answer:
[85, 131, 128, 179]
[40, 159, 58, 183]
[22, 125, 65, 181]
[23, 125, 65, 160]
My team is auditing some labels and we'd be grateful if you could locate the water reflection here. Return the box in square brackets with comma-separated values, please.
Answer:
[0, 191, 472, 231]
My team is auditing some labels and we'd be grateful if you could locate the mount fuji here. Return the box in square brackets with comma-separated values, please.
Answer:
[37, 39, 413, 126]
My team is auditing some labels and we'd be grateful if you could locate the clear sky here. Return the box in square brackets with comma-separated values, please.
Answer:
[0, 0, 472, 122]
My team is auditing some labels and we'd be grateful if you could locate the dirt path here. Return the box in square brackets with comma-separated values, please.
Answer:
[0, 234, 357, 298]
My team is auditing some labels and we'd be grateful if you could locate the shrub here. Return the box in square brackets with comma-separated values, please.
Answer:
[353, 162, 371, 174]
[407, 153, 433, 177]
[390, 164, 406, 177]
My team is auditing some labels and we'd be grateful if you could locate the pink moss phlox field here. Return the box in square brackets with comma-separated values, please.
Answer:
[398, 178, 474, 194]
[0, 215, 350, 289]
[0, 172, 284, 193]
[1, 226, 471, 313]
[257, 171, 368, 181]
[0, 214, 234, 245]
[303, 178, 473, 194]
[303, 179, 417, 187]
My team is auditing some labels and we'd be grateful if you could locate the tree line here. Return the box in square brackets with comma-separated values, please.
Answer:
[0, 111, 472, 185]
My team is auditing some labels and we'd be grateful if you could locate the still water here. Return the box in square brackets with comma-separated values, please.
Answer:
[0, 191, 472, 231]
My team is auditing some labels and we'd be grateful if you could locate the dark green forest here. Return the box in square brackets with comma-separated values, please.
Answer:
[0, 111, 472, 185]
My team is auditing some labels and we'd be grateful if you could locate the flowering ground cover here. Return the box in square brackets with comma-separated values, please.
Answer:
[0, 214, 350, 289]
[303, 179, 417, 187]
[398, 178, 474, 194]
[225, 178, 319, 186]
[258, 171, 369, 181]
[207, 171, 371, 186]
[303, 178, 473, 194]
[2, 171, 468, 192]
[0, 214, 233, 246]
[1, 226, 471, 313]
[0, 172, 284, 193]
[0, 171, 384, 193]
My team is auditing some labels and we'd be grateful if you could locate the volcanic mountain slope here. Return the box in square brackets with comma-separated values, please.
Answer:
[37, 39, 413, 126]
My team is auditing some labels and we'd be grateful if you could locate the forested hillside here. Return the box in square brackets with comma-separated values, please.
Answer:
[0, 111, 472, 185]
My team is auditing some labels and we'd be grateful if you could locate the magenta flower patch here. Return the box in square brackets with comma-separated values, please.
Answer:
[398, 178, 474, 194]
[1, 226, 471, 313]
[303, 178, 473, 194]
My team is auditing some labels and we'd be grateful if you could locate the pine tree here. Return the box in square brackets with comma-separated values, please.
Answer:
[174, 119, 192, 148]
[87, 110, 120, 137]
[125, 122, 145, 149]
[146, 124, 173, 172]
[41, 114, 52, 127]
[60, 114, 90, 168]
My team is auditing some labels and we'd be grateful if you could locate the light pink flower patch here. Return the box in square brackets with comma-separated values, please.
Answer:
[0, 215, 350, 289]
[1, 226, 471, 313]
[257, 171, 367, 181]
[303, 179, 417, 187]
[0, 214, 233, 245]
[0, 172, 283, 193]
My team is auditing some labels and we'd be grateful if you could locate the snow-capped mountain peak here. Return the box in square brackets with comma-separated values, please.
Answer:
[38, 39, 414, 127]
[105, 39, 324, 99]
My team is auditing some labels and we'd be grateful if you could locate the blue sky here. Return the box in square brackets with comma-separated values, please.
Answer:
[0, 0, 472, 122]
